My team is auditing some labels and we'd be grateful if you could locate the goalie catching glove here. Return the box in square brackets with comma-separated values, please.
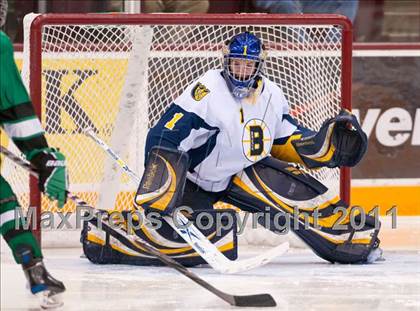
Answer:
[292, 109, 367, 168]
[27, 148, 68, 208]
[135, 147, 189, 215]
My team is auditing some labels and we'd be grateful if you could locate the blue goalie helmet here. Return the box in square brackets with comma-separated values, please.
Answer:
[223, 31, 266, 99]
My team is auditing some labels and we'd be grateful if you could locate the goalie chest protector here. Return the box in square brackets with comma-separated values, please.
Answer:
[164, 69, 292, 192]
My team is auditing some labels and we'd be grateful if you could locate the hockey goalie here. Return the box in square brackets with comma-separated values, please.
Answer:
[82, 31, 382, 266]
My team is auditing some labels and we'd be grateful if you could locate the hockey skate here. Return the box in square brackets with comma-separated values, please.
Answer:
[366, 238, 385, 263]
[19, 248, 65, 309]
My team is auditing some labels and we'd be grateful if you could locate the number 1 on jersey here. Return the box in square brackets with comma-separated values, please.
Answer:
[165, 113, 184, 130]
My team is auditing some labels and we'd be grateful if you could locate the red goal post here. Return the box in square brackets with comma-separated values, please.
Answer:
[11, 13, 352, 245]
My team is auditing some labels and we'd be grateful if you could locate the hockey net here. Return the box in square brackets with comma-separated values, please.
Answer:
[2, 13, 351, 247]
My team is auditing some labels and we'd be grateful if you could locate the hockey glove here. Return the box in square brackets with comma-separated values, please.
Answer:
[292, 109, 367, 168]
[27, 148, 68, 208]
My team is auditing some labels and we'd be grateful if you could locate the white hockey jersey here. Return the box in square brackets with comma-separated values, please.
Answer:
[145, 69, 298, 192]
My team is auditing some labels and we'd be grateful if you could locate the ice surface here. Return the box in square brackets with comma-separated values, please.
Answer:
[1, 245, 420, 311]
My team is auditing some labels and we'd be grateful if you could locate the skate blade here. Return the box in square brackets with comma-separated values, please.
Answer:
[36, 291, 64, 309]
[367, 247, 384, 263]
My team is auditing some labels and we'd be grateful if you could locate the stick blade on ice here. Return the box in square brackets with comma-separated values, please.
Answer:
[233, 293, 276, 307]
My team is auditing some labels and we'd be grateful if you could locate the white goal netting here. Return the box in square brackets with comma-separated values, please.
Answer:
[2, 13, 350, 247]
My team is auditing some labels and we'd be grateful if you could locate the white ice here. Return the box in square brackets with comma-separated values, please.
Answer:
[1, 245, 420, 311]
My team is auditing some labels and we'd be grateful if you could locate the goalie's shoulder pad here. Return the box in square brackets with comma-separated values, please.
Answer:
[173, 70, 222, 120]
[135, 147, 189, 215]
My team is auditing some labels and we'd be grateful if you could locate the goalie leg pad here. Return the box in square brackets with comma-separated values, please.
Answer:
[292, 213, 381, 264]
[81, 209, 238, 267]
[224, 157, 380, 264]
[135, 147, 189, 215]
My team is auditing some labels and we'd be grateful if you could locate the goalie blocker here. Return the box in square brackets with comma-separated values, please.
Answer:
[135, 146, 189, 215]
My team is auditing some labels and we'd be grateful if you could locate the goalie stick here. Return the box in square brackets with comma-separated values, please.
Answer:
[84, 128, 289, 274]
[0, 145, 276, 307]
[91, 215, 276, 307]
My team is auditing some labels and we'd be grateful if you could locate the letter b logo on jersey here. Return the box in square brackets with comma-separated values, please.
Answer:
[249, 126, 264, 156]
[242, 119, 272, 162]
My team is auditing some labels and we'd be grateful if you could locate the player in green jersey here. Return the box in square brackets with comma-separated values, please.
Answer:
[1, 0, 67, 307]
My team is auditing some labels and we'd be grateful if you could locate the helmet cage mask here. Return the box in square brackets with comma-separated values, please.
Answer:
[222, 32, 266, 99]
